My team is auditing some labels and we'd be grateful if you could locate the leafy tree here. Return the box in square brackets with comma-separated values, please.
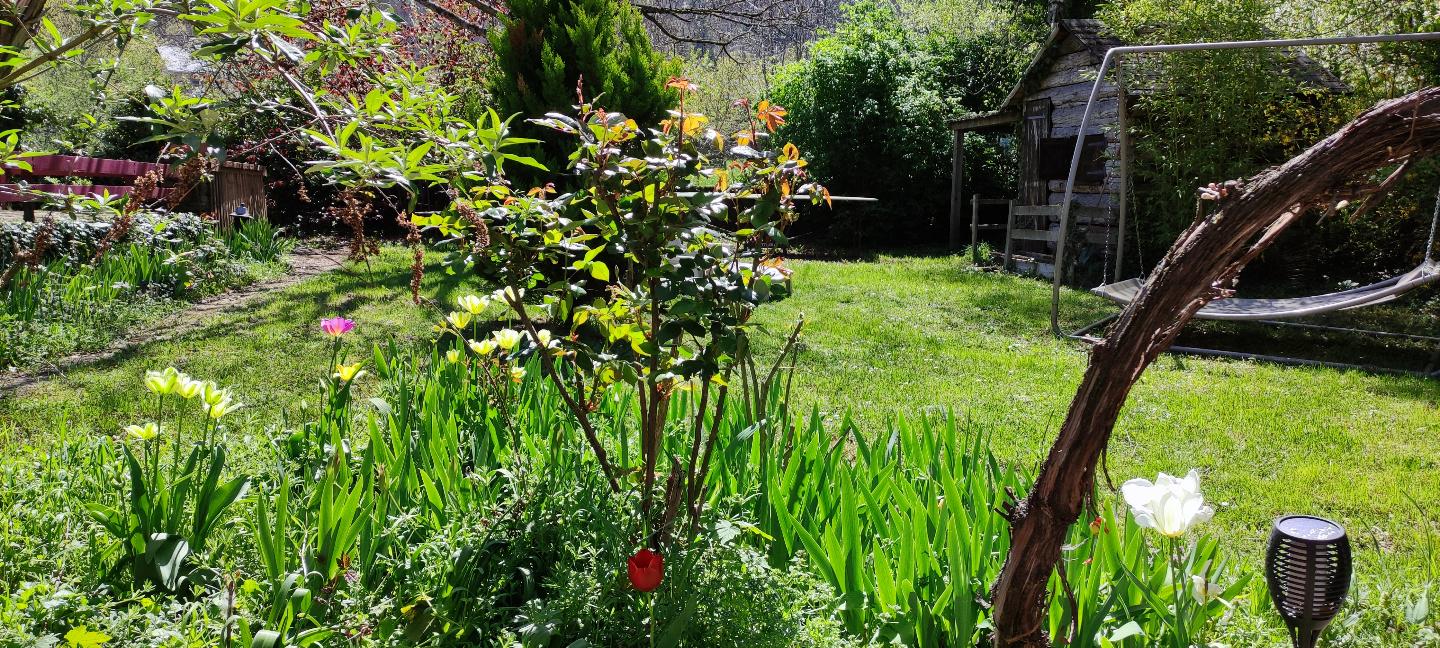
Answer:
[1098, 0, 1382, 283]
[771, 0, 1038, 245]
[487, 0, 680, 124]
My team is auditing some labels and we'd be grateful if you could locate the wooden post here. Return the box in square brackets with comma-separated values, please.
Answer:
[1115, 59, 1131, 280]
[949, 129, 965, 250]
[1003, 199, 1016, 270]
[971, 193, 982, 264]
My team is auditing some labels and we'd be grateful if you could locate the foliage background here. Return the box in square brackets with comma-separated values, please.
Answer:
[769, 0, 1041, 246]
[1101, 0, 1440, 289]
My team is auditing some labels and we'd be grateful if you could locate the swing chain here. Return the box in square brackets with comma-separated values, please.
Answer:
[1426, 180, 1440, 264]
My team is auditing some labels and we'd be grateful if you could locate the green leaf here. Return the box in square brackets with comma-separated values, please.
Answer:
[588, 262, 610, 281]
[64, 626, 110, 648]
[249, 630, 282, 648]
[1406, 591, 1429, 625]
[1108, 620, 1144, 642]
[143, 534, 191, 592]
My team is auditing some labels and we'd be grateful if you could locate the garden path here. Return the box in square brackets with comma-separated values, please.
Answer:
[0, 245, 349, 395]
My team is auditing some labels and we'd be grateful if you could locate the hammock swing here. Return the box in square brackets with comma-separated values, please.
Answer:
[1049, 32, 1440, 376]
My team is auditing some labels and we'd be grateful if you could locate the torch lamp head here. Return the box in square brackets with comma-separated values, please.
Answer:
[1265, 515, 1352, 648]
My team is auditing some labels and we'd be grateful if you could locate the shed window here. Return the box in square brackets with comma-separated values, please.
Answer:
[1036, 135, 1107, 183]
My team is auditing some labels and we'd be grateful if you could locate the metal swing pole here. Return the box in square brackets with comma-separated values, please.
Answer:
[1048, 30, 1440, 338]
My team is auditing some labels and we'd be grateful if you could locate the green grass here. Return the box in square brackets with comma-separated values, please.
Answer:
[0, 248, 479, 452]
[749, 254, 1440, 574]
[3, 247, 1437, 581]
[0, 257, 289, 370]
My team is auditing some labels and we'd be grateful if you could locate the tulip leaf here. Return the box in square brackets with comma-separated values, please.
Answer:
[1108, 620, 1144, 642]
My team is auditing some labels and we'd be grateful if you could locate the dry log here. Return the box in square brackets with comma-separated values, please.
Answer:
[989, 85, 1440, 647]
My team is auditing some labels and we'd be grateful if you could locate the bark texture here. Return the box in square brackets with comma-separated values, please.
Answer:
[990, 86, 1440, 647]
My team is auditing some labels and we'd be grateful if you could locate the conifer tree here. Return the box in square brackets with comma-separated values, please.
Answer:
[488, 0, 680, 124]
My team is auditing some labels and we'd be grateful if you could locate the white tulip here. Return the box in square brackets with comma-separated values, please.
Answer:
[1120, 469, 1214, 538]
[1190, 575, 1229, 606]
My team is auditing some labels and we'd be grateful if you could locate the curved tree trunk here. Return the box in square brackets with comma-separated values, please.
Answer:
[990, 86, 1440, 647]
[0, 0, 45, 49]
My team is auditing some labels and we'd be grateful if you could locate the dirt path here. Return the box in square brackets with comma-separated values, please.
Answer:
[0, 246, 349, 395]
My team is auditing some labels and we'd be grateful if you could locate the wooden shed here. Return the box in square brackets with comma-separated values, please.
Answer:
[949, 18, 1346, 279]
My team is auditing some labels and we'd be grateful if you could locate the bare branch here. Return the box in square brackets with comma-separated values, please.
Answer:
[411, 0, 488, 34]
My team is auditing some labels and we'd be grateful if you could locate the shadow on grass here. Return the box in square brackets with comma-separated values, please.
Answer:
[33, 256, 473, 388]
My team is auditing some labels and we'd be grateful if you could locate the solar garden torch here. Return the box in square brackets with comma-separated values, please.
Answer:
[1265, 515, 1353, 648]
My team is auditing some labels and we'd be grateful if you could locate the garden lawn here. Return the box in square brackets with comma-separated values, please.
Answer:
[749, 254, 1440, 576]
[0, 247, 481, 460]
[3, 249, 1437, 577]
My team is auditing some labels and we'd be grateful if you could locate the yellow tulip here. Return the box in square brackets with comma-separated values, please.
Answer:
[493, 328, 522, 351]
[446, 349, 463, 363]
[124, 422, 159, 441]
[509, 366, 527, 383]
[492, 286, 524, 303]
[204, 397, 242, 420]
[456, 294, 489, 315]
[175, 375, 204, 399]
[200, 381, 229, 406]
[468, 339, 497, 355]
[334, 362, 365, 382]
[143, 367, 181, 395]
[446, 311, 473, 330]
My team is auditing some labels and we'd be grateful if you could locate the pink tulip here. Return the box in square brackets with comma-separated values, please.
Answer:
[320, 317, 356, 337]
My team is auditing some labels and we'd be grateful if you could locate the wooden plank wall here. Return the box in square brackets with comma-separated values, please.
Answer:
[210, 162, 267, 229]
[1023, 32, 1125, 263]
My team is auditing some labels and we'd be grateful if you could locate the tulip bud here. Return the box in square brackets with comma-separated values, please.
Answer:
[627, 548, 663, 592]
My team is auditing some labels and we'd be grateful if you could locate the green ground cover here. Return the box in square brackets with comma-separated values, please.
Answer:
[4, 248, 1436, 581]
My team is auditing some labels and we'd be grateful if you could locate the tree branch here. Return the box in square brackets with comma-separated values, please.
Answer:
[411, 0, 488, 34]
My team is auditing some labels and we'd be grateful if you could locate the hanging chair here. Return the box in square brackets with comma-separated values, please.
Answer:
[1089, 261, 1440, 321]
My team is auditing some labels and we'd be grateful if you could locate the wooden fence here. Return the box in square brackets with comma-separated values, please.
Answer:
[207, 162, 267, 229]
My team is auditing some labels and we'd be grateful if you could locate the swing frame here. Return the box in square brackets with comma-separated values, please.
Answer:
[1050, 31, 1440, 378]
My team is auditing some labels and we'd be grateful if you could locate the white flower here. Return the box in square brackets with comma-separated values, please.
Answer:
[1120, 469, 1214, 538]
[1190, 575, 1229, 606]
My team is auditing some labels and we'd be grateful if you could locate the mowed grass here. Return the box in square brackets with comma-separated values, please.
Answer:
[2, 248, 1437, 579]
[0, 248, 482, 457]
[749, 255, 1440, 574]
